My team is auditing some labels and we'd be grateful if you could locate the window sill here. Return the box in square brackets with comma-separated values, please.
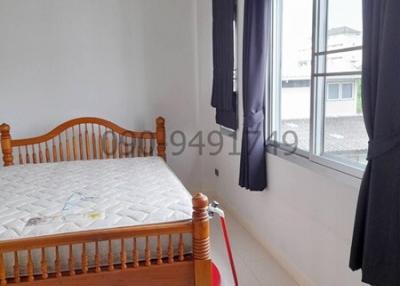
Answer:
[266, 145, 363, 189]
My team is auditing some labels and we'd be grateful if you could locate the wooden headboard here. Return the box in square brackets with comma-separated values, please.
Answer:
[0, 117, 166, 167]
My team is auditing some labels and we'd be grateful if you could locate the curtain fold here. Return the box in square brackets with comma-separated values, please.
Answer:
[350, 0, 400, 285]
[211, 0, 237, 130]
[239, 0, 269, 191]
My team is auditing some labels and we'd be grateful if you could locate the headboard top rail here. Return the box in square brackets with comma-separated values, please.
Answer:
[0, 116, 166, 166]
[11, 117, 155, 146]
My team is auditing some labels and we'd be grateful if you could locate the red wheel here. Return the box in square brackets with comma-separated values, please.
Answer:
[212, 262, 221, 286]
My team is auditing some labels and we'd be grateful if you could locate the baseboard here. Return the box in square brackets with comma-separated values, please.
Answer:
[212, 193, 317, 286]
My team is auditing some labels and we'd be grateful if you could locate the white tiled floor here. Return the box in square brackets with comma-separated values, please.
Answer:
[210, 211, 299, 286]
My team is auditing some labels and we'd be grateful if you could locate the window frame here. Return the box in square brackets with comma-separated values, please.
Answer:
[267, 0, 365, 179]
[340, 82, 354, 100]
[327, 82, 354, 101]
[327, 83, 340, 100]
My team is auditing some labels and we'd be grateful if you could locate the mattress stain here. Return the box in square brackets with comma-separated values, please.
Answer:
[86, 211, 104, 220]
[24, 192, 104, 228]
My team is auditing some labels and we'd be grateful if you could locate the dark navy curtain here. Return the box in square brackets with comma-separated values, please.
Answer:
[350, 0, 400, 285]
[211, 0, 238, 130]
[239, 0, 269, 191]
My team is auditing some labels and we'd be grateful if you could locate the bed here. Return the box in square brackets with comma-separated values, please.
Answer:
[0, 117, 211, 286]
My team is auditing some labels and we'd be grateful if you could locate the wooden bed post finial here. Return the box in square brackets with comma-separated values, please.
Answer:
[156, 117, 166, 161]
[192, 193, 211, 286]
[0, 123, 13, 166]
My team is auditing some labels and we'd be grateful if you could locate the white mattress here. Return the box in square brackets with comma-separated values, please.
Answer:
[0, 157, 193, 276]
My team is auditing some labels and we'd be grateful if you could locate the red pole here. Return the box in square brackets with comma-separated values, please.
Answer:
[220, 216, 239, 286]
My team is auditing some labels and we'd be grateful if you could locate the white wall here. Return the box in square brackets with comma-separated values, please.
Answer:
[0, 0, 201, 190]
[196, 0, 366, 285]
[326, 100, 357, 117]
[281, 87, 358, 119]
[282, 88, 310, 119]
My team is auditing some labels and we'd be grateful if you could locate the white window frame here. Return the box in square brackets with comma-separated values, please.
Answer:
[267, 0, 365, 179]
[339, 82, 354, 100]
[327, 82, 354, 101]
[327, 83, 340, 100]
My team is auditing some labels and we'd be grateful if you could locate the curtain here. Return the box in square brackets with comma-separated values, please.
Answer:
[211, 0, 238, 130]
[239, 0, 269, 191]
[350, 0, 400, 285]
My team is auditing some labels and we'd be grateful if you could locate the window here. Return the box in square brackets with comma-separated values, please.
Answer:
[327, 84, 339, 100]
[269, 0, 367, 177]
[327, 82, 354, 100]
[341, 83, 353, 99]
[270, 0, 313, 151]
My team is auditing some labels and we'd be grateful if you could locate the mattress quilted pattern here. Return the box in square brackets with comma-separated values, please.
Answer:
[0, 157, 193, 241]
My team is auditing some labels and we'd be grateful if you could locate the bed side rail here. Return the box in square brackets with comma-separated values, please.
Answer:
[0, 193, 210, 286]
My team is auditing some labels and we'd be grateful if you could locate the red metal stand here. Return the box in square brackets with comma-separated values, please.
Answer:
[212, 262, 222, 286]
[220, 216, 239, 286]
[210, 202, 239, 286]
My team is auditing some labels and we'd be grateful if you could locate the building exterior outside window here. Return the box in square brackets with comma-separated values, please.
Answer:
[271, 0, 366, 175]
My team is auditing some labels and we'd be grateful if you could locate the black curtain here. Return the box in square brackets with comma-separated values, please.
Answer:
[211, 0, 238, 130]
[350, 0, 400, 285]
[239, 0, 269, 191]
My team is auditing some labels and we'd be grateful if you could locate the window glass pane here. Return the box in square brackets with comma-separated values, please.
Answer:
[325, 49, 362, 73]
[342, 83, 353, 99]
[327, 0, 362, 50]
[323, 77, 367, 166]
[279, 0, 313, 151]
[327, 84, 339, 100]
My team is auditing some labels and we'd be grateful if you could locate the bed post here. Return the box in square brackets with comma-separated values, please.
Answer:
[156, 117, 166, 161]
[0, 124, 13, 166]
[192, 193, 212, 286]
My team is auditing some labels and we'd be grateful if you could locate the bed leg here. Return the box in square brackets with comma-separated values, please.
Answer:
[156, 117, 166, 161]
[0, 124, 13, 166]
[193, 193, 212, 286]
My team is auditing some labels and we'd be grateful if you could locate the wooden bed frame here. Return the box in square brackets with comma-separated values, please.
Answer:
[0, 117, 211, 286]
